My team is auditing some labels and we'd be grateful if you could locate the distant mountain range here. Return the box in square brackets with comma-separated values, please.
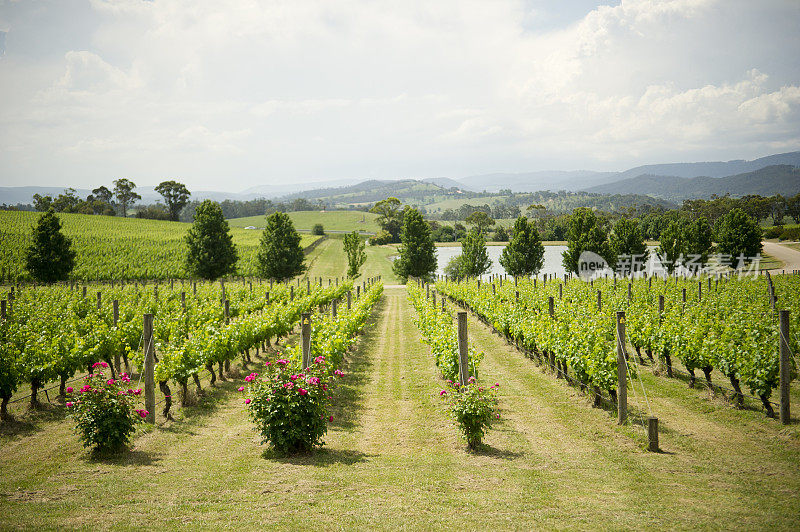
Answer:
[584, 165, 800, 201]
[2, 151, 799, 207]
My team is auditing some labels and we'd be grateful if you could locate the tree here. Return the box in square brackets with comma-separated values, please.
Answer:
[92, 186, 113, 205]
[392, 208, 437, 282]
[24, 209, 76, 282]
[184, 200, 238, 280]
[460, 228, 492, 277]
[685, 217, 714, 271]
[499, 216, 544, 277]
[155, 180, 191, 221]
[113, 179, 141, 217]
[343, 231, 366, 278]
[562, 208, 611, 274]
[610, 218, 648, 273]
[32, 194, 52, 212]
[465, 211, 495, 235]
[493, 225, 509, 242]
[51, 188, 81, 213]
[787, 193, 800, 224]
[443, 255, 466, 279]
[657, 219, 688, 274]
[717, 208, 762, 267]
[312, 224, 325, 236]
[88, 185, 115, 216]
[370, 197, 404, 243]
[257, 211, 306, 281]
[770, 195, 786, 226]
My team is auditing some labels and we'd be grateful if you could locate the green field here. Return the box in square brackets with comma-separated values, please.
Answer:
[228, 210, 381, 233]
[425, 195, 511, 213]
[0, 211, 318, 282]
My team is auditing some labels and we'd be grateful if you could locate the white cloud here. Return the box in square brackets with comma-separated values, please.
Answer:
[0, 0, 798, 189]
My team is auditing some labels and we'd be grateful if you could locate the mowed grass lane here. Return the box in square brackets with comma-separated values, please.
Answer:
[303, 237, 399, 285]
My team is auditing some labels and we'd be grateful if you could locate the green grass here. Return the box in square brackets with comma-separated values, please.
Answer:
[0, 211, 318, 282]
[303, 237, 400, 284]
[228, 210, 381, 233]
[425, 196, 511, 213]
[2, 286, 798, 529]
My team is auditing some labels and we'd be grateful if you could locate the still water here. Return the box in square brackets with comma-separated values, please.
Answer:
[435, 245, 568, 277]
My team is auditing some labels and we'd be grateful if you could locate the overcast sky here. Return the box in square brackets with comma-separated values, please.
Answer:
[1, 0, 799, 191]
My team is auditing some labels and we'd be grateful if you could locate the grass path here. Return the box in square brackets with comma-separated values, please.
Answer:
[462, 307, 800, 529]
[2, 286, 800, 529]
[303, 237, 399, 284]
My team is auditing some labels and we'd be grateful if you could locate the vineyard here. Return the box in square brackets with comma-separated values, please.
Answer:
[2, 270, 800, 527]
[435, 273, 800, 418]
[0, 211, 319, 282]
[0, 277, 385, 420]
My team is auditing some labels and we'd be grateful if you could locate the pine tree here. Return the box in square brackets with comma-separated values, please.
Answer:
[257, 212, 306, 281]
[392, 208, 437, 282]
[184, 200, 238, 280]
[460, 228, 492, 277]
[499, 216, 544, 277]
[343, 231, 366, 278]
[25, 209, 76, 282]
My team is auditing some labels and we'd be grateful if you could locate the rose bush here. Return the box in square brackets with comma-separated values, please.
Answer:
[243, 355, 340, 455]
[440, 377, 499, 449]
[66, 362, 147, 453]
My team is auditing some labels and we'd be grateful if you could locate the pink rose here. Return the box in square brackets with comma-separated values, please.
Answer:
[238, 386, 245, 392]
[65, 387, 73, 393]
[245, 399, 251, 405]
[298, 388, 308, 396]
[329, 415, 334, 422]
[66, 401, 74, 407]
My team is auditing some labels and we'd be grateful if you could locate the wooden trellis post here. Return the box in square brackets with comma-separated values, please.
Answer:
[457, 312, 469, 385]
[143, 314, 155, 424]
[301, 313, 312, 369]
[616, 311, 627, 425]
[780, 310, 791, 424]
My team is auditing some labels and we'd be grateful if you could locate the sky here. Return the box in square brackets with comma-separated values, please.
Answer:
[1, 0, 799, 192]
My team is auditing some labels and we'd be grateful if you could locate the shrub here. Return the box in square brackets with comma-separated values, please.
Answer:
[764, 225, 783, 239]
[243, 356, 341, 455]
[369, 229, 393, 245]
[312, 223, 325, 235]
[66, 363, 146, 453]
[779, 227, 800, 241]
[440, 378, 499, 450]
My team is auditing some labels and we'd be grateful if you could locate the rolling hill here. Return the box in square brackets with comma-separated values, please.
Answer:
[584, 165, 800, 201]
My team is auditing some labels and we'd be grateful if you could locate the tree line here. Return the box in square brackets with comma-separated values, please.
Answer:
[375, 197, 770, 283]
[30, 179, 191, 221]
[23, 200, 368, 284]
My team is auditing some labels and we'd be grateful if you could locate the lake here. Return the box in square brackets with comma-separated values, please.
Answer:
[435, 245, 569, 277]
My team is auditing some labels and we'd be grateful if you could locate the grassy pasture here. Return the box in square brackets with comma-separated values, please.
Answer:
[228, 210, 381, 233]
